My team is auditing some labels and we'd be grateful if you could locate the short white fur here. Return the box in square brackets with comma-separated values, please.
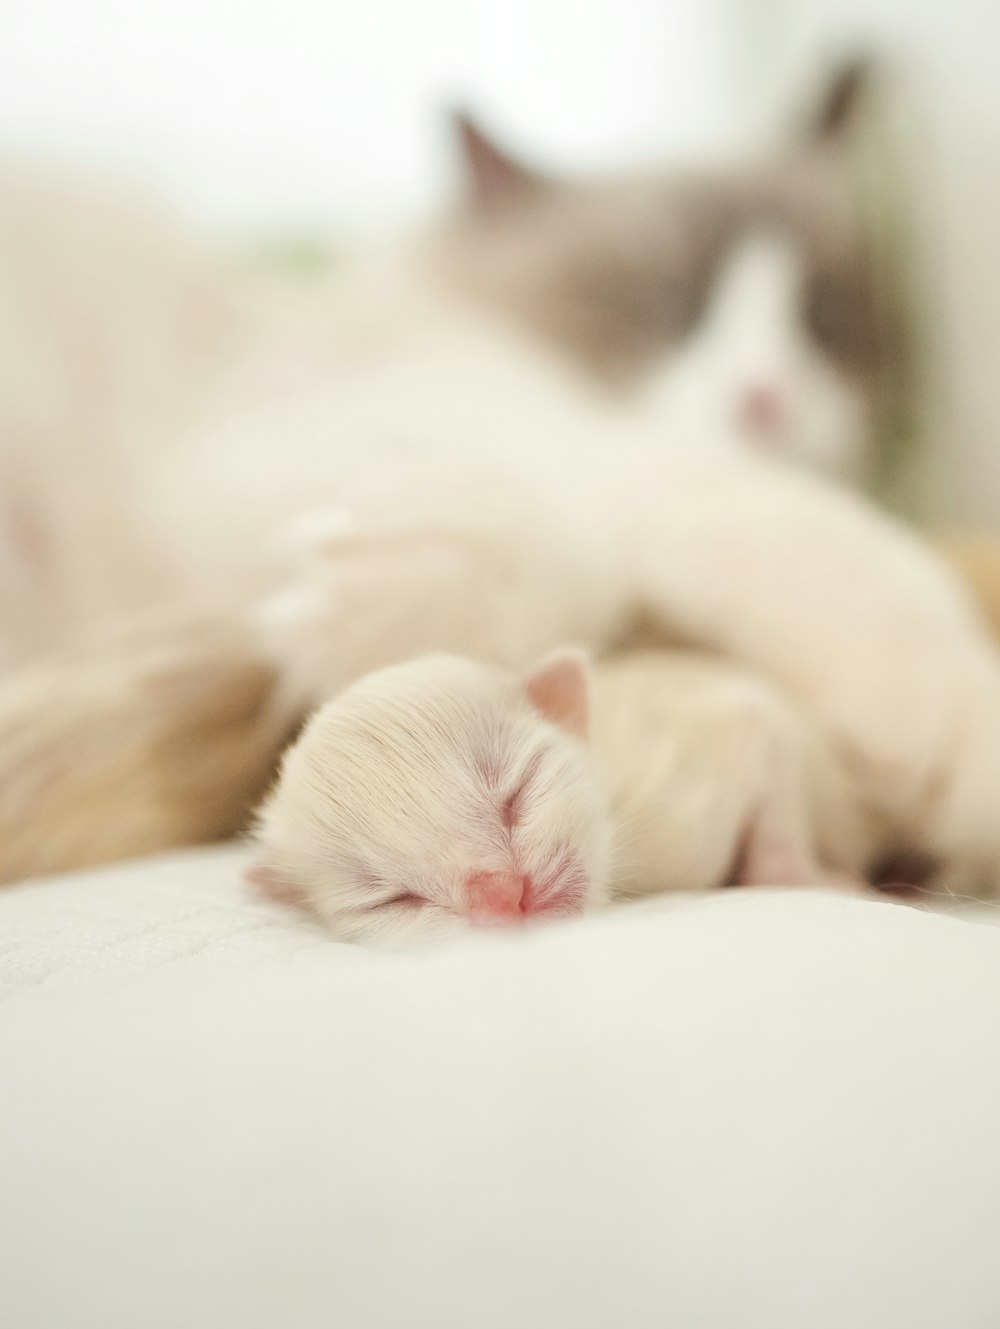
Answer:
[636, 233, 871, 480]
[254, 652, 612, 946]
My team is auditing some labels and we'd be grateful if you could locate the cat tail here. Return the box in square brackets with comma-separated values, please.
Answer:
[0, 607, 300, 885]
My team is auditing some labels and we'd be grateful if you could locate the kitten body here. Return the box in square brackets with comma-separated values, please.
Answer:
[591, 651, 872, 901]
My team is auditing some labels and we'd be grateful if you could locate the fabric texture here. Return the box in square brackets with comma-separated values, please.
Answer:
[2, 848, 1000, 1329]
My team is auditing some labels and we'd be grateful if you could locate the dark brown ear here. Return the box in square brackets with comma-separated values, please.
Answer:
[807, 57, 872, 143]
[451, 109, 544, 211]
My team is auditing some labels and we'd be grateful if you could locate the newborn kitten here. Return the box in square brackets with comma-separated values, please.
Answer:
[252, 649, 873, 947]
[591, 651, 872, 901]
[252, 651, 611, 946]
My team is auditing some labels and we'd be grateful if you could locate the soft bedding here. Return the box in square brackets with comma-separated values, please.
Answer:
[1, 850, 1000, 1329]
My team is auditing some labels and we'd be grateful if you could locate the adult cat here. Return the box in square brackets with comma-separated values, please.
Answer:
[0, 64, 927, 886]
[0, 61, 894, 670]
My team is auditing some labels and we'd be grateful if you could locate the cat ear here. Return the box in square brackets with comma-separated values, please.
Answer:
[451, 110, 544, 211]
[246, 861, 307, 907]
[807, 56, 872, 144]
[522, 648, 591, 739]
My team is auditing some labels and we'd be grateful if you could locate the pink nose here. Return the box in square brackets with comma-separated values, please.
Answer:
[739, 384, 788, 437]
[464, 870, 529, 920]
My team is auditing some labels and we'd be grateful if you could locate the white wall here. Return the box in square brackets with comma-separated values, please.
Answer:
[754, 0, 1000, 524]
[2, 0, 751, 239]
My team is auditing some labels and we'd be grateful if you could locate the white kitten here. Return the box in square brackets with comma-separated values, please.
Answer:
[252, 651, 611, 946]
[252, 648, 873, 947]
[591, 651, 872, 900]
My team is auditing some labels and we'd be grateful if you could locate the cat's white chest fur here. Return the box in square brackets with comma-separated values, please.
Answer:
[634, 233, 871, 480]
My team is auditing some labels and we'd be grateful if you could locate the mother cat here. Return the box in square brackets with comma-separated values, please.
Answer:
[0, 61, 895, 666]
[2, 63, 965, 889]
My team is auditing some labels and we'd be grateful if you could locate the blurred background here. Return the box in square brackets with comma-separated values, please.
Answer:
[3, 0, 999, 523]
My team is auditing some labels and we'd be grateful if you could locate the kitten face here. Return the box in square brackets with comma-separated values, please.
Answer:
[252, 652, 611, 947]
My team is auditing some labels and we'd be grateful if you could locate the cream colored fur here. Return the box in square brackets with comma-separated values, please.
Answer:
[0, 611, 293, 882]
[591, 651, 873, 901]
[3, 439, 1000, 899]
[253, 647, 873, 947]
[0, 161, 996, 900]
[4, 440, 1000, 897]
[0, 164, 241, 666]
[254, 651, 612, 946]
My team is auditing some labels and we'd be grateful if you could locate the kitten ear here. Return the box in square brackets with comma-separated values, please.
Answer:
[807, 56, 872, 144]
[246, 860, 307, 907]
[522, 648, 591, 739]
[450, 109, 544, 211]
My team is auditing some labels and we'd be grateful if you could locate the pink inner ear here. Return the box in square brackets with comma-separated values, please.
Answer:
[245, 863, 306, 907]
[523, 650, 590, 739]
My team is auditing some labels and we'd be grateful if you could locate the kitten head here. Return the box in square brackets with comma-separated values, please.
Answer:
[251, 650, 611, 947]
[436, 61, 898, 483]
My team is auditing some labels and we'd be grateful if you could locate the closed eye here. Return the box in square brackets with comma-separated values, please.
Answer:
[501, 752, 545, 830]
[358, 868, 427, 911]
[500, 789, 522, 831]
[378, 891, 426, 909]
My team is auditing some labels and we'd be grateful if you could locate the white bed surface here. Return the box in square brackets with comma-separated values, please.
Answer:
[2, 848, 1000, 1329]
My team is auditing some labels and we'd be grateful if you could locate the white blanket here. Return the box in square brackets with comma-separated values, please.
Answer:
[2, 850, 1000, 1328]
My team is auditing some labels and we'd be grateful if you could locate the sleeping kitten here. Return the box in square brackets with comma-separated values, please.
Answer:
[590, 650, 872, 900]
[253, 447, 1000, 909]
[251, 652, 612, 946]
[251, 649, 874, 947]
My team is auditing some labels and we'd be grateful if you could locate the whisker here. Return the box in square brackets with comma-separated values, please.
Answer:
[894, 880, 1000, 911]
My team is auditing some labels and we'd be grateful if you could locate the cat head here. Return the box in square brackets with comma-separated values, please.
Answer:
[250, 650, 611, 946]
[435, 60, 898, 483]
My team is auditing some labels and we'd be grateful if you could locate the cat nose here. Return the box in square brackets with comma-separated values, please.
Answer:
[464, 870, 530, 920]
[739, 384, 788, 438]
